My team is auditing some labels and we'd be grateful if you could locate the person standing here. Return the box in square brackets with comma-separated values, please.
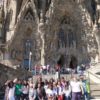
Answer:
[70, 76, 84, 100]
[8, 81, 15, 100]
[55, 64, 60, 79]
[15, 79, 22, 100]
[4, 80, 11, 100]
[29, 81, 34, 100]
[81, 76, 90, 100]
[21, 80, 29, 100]
[63, 81, 71, 100]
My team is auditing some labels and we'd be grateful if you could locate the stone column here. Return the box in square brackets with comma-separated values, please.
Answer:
[6, 0, 17, 42]
[38, 22, 45, 66]
[34, 0, 53, 65]
[9, 0, 17, 29]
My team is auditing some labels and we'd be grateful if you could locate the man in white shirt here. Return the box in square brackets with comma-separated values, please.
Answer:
[70, 76, 83, 100]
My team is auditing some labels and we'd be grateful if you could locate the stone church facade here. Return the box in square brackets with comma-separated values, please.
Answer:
[1, 0, 100, 68]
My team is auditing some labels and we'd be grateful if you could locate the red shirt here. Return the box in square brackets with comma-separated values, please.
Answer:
[56, 64, 60, 71]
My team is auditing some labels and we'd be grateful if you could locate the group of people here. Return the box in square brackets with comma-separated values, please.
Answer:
[4, 75, 90, 100]
[32, 65, 51, 75]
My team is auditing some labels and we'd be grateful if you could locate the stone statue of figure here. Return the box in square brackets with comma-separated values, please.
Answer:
[34, 0, 51, 22]
[95, 0, 100, 26]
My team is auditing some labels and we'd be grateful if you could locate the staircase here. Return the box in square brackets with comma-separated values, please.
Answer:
[86, 63, 100, 99]
[90, 81, 100, 99]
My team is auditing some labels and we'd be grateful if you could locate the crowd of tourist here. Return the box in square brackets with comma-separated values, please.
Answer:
[4, 75, 90, 100]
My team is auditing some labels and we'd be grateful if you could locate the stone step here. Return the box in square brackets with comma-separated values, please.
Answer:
[90, 84, 100, 91]
[90, 81, 100, 99]
[91, 91, 100, 98]
[91, 97, 100, 99]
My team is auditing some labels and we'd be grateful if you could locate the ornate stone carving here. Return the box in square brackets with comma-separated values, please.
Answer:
[34, 0, 51, 22]
[95, 1, 100, 27]
[2, 0, 100, 66]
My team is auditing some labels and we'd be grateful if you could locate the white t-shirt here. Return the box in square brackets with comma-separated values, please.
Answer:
[57, 86, 63, 95]
[52, 88, 57, 95]
[63, 87, 71, 97]
[22, 85, 29, 94]
[8, 87, 15, 100]
[46, 88, 53, 97]
[42, 66, 46, 70]
[29, 87, 34, 97]
[44, 85, 48, 91]
[70, 81, 82, 93]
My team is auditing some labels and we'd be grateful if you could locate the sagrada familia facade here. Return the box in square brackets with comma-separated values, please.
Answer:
[0, 0, 100, 68]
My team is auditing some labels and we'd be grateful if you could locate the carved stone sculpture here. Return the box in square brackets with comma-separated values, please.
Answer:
[34, 0, 51, 22]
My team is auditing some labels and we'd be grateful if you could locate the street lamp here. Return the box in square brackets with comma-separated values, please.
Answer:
[29, 51, 32, 71]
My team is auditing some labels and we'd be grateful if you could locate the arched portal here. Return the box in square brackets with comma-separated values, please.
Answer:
[57, 55, 65, 67]
[69, 55, 78, 69]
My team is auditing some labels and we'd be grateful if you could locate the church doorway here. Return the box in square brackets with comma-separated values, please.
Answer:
[57, 55, 65, 67]
[69, 55, 78, 69]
